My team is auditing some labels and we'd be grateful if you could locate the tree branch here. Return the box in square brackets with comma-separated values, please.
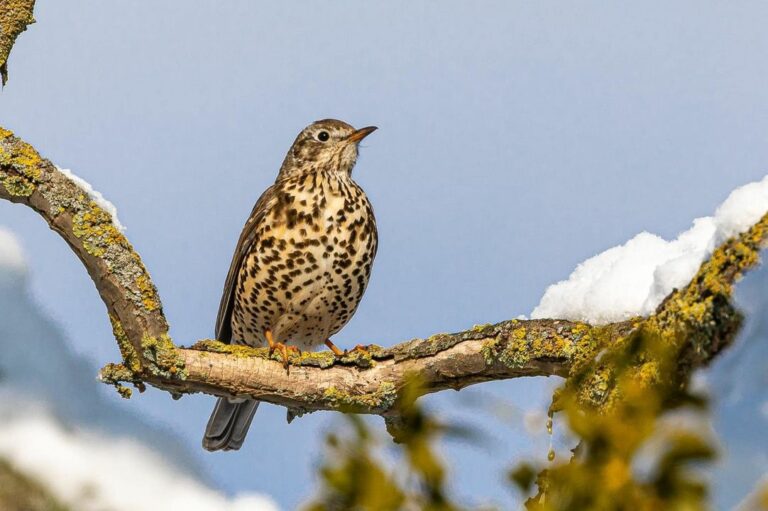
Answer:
[0, 0, 36, 85]
[1, 126, 766, 419]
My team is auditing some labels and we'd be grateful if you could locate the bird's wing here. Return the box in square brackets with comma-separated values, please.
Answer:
[215, 184, 278, 343]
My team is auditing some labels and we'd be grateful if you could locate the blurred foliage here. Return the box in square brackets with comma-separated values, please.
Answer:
[306, 328, 733, 511]
[306, 379, 465, 511]
[0, 458, 69, 511]
[518, 323, 717, 511]
[306, 218, 768, 510]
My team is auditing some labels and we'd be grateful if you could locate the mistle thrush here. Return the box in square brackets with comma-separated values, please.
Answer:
[203, 119, 378, 451]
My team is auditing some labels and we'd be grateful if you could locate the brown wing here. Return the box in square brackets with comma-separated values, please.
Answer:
[215, 185, 278, 343]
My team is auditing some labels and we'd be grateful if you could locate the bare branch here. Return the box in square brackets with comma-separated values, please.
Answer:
[1, 126, 766, 418]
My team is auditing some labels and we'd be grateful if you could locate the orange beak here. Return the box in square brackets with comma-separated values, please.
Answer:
[346, 126, 378, 143]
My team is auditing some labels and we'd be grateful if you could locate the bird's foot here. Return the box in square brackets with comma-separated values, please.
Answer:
[266, 330, 301, 370]
[324, 339, 371, 359]
[347, 344, 372, 358]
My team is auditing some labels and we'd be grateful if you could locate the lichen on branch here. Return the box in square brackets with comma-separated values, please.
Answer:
[0, 0, 36, 86]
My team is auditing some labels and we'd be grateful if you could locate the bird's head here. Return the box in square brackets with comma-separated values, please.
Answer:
[277, 119, 377, 180]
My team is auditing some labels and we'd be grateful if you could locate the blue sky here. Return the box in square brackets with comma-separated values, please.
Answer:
[2, 1, 768, 508]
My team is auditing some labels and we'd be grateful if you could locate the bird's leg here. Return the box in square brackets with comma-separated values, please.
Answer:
[265, 330, 297, 369]
[266, 329, 278, 353]
[324, 339, 345, 357]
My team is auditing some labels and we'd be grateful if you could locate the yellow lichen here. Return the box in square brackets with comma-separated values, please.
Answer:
[0, 134, 43, 197]
[141, 332, 186, 380]
[1, 173, 35, 196]
[136, 273, 160, 312]
[109, 315, 141, 374]
[322, 382, 397, 411]
[471, 323, 493, 333]
[72, 202, 126, 257]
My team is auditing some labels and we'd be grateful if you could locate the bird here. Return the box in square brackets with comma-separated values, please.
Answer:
[202, 119, 379, 451]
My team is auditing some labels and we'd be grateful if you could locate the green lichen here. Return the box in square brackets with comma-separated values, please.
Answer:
[322, 382, 398, 412]
[98, 362, 139, 399]
[99, 362, 136, 384]
[107, 316, 185, 383]
[72, 201, 127, 257]
[478, 320, 613, 376]
[426, 333, 451, 343]
[141, 332, 187, 380]
[136, 273, 160, 312]
[1, 174, 34, 196]
[498, 327, 534, 368]
[109, 315, 141, 373]
[480, 336, 501, 365]
[0, 130, 43, 197]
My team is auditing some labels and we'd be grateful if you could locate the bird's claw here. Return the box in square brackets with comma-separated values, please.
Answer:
[346, 344, 371, 358]
[265, 330, 300, 371]
[325, 339, 371, 358]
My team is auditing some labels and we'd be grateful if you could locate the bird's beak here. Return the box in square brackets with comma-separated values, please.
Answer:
[346, 126, 378, 144]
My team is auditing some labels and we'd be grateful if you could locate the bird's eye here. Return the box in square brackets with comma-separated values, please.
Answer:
[317, 131, 330, 142]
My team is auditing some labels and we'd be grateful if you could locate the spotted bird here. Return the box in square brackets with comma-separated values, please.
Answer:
[203, 119, 378, 451]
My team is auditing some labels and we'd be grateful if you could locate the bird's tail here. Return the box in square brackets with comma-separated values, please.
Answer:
[202, 398, 260, 451]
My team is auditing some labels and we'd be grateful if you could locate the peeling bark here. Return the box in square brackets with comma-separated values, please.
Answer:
[1, 126, 766, 418]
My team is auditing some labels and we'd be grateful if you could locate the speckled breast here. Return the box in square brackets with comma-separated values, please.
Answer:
[230, 172, 377, 349]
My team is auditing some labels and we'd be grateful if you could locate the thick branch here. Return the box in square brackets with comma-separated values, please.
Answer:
[1, 126, 766, 417]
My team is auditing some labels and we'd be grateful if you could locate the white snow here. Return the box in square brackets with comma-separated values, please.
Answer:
[532, 175, 768, 324]
[0, 406, 279, 511]
[58, 166, 126, 232]
[0, 226, 26, 274]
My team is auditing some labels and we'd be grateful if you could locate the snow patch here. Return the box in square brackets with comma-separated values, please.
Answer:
[0, 407, 279, 511]
[532, 175, 768, 324]
[58, 166, 126, 232]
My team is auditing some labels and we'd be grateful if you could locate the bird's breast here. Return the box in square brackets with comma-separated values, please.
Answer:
[232, 174, 377, 349]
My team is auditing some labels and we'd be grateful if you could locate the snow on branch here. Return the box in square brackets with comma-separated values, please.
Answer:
[1, 126, 767, 420]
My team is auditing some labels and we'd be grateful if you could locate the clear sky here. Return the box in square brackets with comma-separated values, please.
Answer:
[2, 1, 768, 508]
